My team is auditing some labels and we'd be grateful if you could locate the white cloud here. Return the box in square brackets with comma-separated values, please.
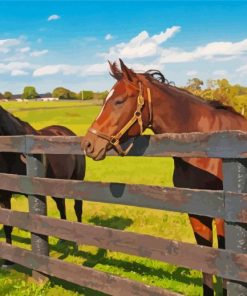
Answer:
[30, 49, 48, 57]
[212, 70, 228, 77]
[47, 14, 61, 21]
[102, 26, 181, 59]
[186, 70, 198, 77]
[160, 39, 247, 64]
[33, 63, 108, 77]
[0, 62, 34, 75]
[19, 47, 30, 53]
[84, 63, 108, 76]
[32, 61, 163, 78]
[151, 26, 181, 44]
[105, 34, 113, 40]
[236, 64, 247, 75]
[0, 38, 21, 53]
[11, 69, 29, 76]
[33, 64, 70, 76]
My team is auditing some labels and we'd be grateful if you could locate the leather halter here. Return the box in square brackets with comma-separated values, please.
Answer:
[88, 82, 152, 156]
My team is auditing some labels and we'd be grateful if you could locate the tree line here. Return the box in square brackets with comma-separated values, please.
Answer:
[1, 79, 247, 116]
[0, 87, 109, 101]
[185, 78, 247, 116]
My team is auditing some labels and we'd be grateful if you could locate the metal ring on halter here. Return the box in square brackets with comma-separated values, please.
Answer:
[110, 136, 119, 145]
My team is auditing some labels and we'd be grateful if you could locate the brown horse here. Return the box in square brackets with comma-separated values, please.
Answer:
[0, 106, 85, 265]
[82, 60, 247, 296]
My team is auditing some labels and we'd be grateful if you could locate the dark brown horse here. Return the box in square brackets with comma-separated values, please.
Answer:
[0, 106, 85, 265]
[82, 60, 247, 296]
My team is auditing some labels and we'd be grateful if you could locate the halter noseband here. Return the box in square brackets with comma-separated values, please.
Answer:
[88, 82, 152, 156]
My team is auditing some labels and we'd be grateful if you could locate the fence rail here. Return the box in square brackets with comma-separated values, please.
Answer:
[0, 207, 246, 283]
[0, 172, 246, 223]
[0, 130, 247, 157]
[0, 131, 247, 296]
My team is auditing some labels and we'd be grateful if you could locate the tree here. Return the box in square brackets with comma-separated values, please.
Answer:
[3, 91, 13, 100]
[213, 79, 238, 105]
[22, 86, 38, 100]
[0, 93, 5, 100]
[187, 78, 204, 91]
[52, 87, 79, 100]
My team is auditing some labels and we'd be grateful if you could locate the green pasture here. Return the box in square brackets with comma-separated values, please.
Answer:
[0, 101, 220, 296]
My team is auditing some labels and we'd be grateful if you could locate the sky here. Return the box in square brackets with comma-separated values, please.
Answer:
[0, 1, 247, 93]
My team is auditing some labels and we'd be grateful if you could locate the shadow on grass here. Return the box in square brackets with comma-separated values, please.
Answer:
[1, 216, 226, 295]
[0, 262, 108, 296]
[88, 215, 133, 230]
[54, 245, 202, 288]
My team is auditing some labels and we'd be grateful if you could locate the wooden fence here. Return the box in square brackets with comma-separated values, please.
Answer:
[0, 131, 246, 296]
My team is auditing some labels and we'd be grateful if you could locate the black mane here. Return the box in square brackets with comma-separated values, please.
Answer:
[207, 100, 239, 113]
[144, 69, 242, 117]
[144, 69, 175, 85]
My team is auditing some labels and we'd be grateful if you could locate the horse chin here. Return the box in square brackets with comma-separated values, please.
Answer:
[92, 148, 107, 161]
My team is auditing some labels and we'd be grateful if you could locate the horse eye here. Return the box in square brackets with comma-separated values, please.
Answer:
[115, 99, 125, 105]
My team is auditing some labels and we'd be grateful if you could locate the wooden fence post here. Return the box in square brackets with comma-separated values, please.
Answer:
[26, 153, 49, 282]
[223, 158, 247, 295]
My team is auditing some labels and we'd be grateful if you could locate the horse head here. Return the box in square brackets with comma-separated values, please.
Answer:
[82, 59, 152, 160]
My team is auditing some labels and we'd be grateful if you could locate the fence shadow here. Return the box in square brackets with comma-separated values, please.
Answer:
[0, 227, 222, 295]
[0, 262, 108, 296]
[54, 245, 202, 288]
[88, 215, 133, 230]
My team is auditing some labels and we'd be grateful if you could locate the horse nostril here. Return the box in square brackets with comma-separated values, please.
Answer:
[84, 140, 93, 154]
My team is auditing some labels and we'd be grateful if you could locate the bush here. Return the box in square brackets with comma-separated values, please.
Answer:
[82, 90, 93, 100]
[52, 87, 79, 100]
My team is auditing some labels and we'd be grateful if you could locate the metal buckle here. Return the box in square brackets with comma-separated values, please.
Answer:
[138, 95, 144, 105]
[110, 136, 119, 145]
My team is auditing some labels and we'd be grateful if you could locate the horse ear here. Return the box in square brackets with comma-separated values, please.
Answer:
[119, 59, 137, 82]
[108, 60, 122, 80]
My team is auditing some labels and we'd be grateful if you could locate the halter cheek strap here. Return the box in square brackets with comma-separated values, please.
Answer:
[88, 82, 152, 156]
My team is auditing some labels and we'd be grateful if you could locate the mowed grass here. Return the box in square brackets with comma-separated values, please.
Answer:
[0, 101, 219, 296]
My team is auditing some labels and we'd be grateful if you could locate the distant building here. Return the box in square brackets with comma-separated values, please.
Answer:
[6, 93, 59, 101]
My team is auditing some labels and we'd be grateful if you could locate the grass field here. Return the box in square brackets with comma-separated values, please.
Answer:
[0, 101, 219, 296]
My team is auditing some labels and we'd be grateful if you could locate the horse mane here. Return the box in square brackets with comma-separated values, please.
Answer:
[143, 69, 242, 117]
[144, 70, 175, 86]
[109, 63, 242, 117]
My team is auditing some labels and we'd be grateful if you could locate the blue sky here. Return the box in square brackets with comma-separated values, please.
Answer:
[0, 1, 247, 93]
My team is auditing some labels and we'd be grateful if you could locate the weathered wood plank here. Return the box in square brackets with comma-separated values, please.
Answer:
[0, 208, 246, 283]
[225, 192, 247, 223]
[223, 159, 247, 295]
[25, 135, 85, 155]
[127, 130, 247, 158]
[23, 131, 247, 157]
[0, 242, 180, 296]
[0, 136, 25, 153]
[0, 173, 226, 219]
[0, 131, 247, 157]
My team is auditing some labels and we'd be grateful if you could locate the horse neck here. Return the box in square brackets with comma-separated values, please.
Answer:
[149, 83, 213, 134]
[0, 108, 37, 135]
